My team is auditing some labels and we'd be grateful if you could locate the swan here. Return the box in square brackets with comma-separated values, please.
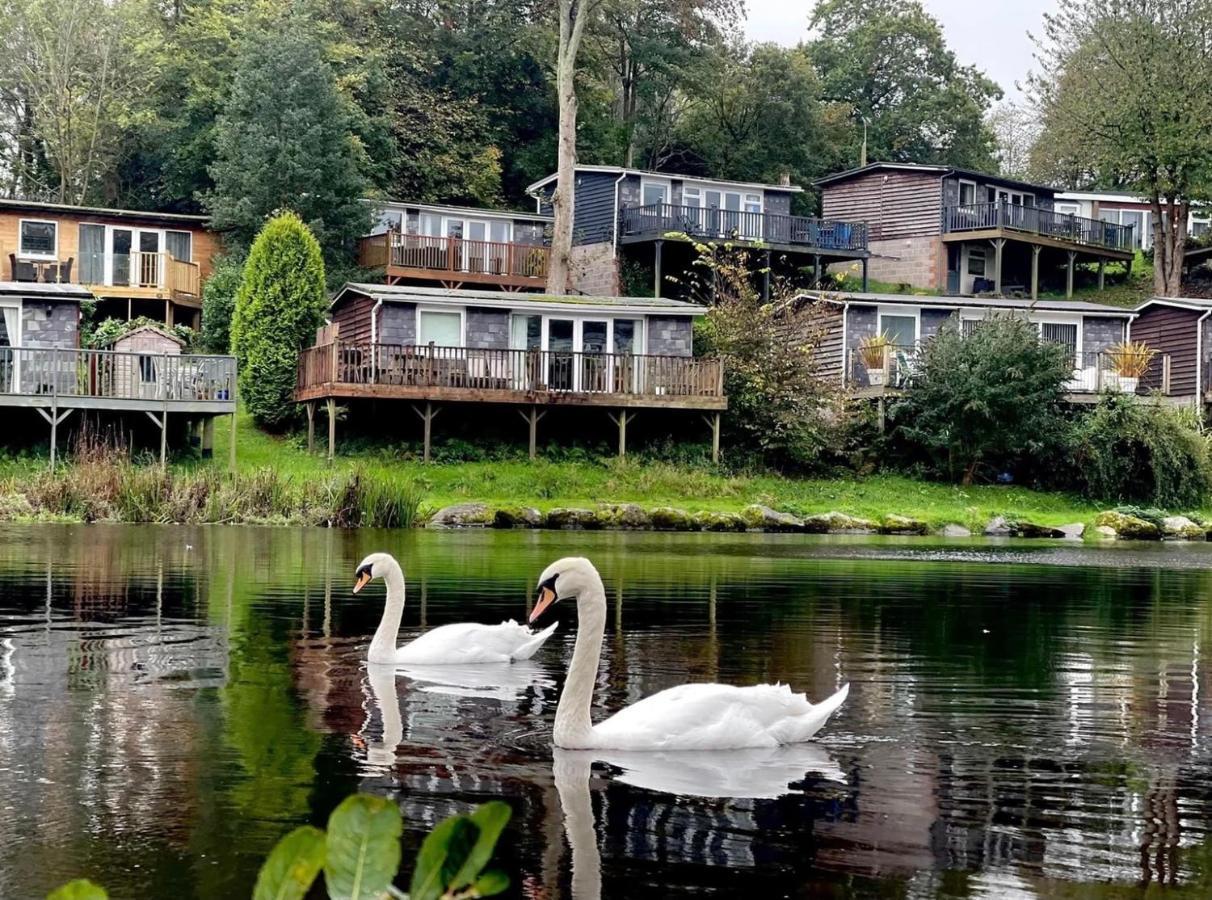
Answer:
[530, 557, 849, 750]
[354, 552, 557, 665]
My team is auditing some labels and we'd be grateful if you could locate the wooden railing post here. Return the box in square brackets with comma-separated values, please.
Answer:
[1163, 354, 1172, 395]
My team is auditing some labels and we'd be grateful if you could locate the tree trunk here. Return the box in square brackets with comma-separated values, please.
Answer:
[1150, 193, 1187, 297]
[547, 0, 594, 294]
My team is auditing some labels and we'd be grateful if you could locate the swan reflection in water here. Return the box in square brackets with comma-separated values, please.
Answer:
[397, 660, 555, 701]
[551, 744, 846, 899]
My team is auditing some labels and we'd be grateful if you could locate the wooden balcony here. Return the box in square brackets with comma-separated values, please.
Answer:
[618, 203, 869, 255]
[295, 341, 726, 411]
[358, 233, 551, 291]
[0, 345, 235, 413]
[942, 202, 1135, 257]
[9, 251, 203, 306]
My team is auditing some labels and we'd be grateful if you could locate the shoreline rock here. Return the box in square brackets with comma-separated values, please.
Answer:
[428, 502, 493, 528]
[1093, 510, 1161, 541]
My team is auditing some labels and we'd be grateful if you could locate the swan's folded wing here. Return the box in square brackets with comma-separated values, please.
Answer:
[396, 620, 553, 665]
[591, 682, 848, 750]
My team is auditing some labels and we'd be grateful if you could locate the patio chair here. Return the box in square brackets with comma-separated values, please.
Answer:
[42, 257, 73, 283]
[8, 254, 36, 282]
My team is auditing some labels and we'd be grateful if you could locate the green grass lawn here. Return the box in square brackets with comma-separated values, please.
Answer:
[200, 410, 1121, 530]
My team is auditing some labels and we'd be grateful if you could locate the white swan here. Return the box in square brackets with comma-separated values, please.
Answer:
[530, 557, 849, 750]
[354, 553, 557, 665]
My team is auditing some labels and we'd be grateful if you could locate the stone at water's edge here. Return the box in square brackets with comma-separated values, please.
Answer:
[983, 516, 1013, 537]
[544, 507, 602, 530]
[1094, 524, 1117, 538]
[648, 507, 695, 531]
[492, 506, 542, 528]
[1162, 515, 1205, 541]
[1058, 523, 1086, 540]
[742, 504, 804, 532]
[428, 502, 493, 528]
[693, 510, 748, 532]
[1093, 510, 1161, 540]
[802, 511, 879, 534]
[939, 524, 972, 537]
[879, 514, 929, 535]
[597, 503, 652, 529]
[1013, 521, 1067, 539]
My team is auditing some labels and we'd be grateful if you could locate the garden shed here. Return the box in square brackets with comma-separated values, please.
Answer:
[102, 324, 185, 400]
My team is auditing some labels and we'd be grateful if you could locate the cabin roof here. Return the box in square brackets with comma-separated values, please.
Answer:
[525, 165, 803, 196]
[800, 289, 1137, 318]
[333, 283, 709, 316]
[1133, 296, 1212, 313]
[0, 281, 94, 301]
[0, 197, 207, 225]
[103, 324, 186, 347]
[364, 198, 552, 224]
[814, 162, 1055, 197]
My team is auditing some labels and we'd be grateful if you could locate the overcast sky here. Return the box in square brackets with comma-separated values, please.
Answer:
[744, 0, 1056, 101]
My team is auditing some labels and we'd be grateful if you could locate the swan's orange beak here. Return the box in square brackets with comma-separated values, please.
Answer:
[530, 584, 557, 624]
[352, 569, 373, 594]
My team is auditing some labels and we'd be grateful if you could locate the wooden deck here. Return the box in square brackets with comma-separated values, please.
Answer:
[0, 346, 237, 464]
[942, 202, 1135, 260]
[358, 233, 550, 291]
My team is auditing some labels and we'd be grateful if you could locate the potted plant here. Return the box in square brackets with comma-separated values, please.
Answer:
[1104, 341, 1156, 393]
[858, 333, 892, 386]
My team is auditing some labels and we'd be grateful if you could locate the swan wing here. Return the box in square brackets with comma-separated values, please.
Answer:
[395, 620, 555, 665]
[589, 682, 849, 751]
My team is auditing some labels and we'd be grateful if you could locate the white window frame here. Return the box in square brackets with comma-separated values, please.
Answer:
[640, 177, 671, 208]
[1032, 314, 1083, 363]
[0, 299, 21, 346]
[18, 218, 58, 260]
[958, 179, 978, 206]
[164, 229, 193, 263]
[103, 224, 163, 287]
[877, 305, 921, 347]
[414, 306, 466, 347]
[966, 246, 987, 277]
[1055, 202, 1081, 216]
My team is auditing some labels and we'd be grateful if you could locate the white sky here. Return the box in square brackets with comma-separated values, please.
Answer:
[743, 0, 1056, 101]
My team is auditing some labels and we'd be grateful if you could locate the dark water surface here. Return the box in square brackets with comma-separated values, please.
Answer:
[2, 527, 1212, 898]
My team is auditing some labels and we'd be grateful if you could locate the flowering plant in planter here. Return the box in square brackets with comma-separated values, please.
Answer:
[1104, 341, 1156, 393]
[858, 333, 892, 385]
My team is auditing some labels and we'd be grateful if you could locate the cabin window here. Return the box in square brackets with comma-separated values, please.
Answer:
[958, 180, 977, 206]
[1039, 321, 1079, 365]
[1120, 210, 1145, 249]
[138, 355, 159, 383]
[744, 193, 762, 214]
[682, 186, 701, 208]
[1192, 215, 1211, 237]
[878, 312, 918, 347]
[510, 314, 542, 351]
[960, 317, 983, 338]
[19, 220, 56, 258]
[967, 248, 986, 276]
[641, 181, 668, 208]
[165, 230, 192, 262]
[1056, 202, 1080, 216]
[78, 224, 105, 283]
[418, 310, 462, 347]
[418, 213, 442, 237]
[614, 319, 642, 354]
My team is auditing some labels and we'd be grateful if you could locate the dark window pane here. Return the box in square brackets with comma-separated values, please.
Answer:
[20, 221, 55, 256]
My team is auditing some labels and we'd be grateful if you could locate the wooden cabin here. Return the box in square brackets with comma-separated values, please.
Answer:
[816, 164, 1135, 298]
[1130, 298, 1212, 402]
[295, 284, 727, 461]
[801, 290, 1183, 403]
[0, 198, 220, 328]
[525, 165, 870, 298]
[357, 201, 552, 291]
[0, 282, 235, 463]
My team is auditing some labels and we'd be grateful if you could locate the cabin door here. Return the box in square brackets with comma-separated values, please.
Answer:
[579, 320, 609, 392]
[546, 319, 575, 390]
[0, 302, 18, 392]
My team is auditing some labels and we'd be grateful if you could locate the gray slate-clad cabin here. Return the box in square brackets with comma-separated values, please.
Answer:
[800, 290, 1175, 401]
[297, 284, 727, 461]
[524, 165, 870, 298]
[357, 200, 553, 292]
[816, 163, 1136, 299]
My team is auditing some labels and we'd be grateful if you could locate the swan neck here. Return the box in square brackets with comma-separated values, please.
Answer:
[368, 560, 406, 664]
[555, 570, 607, 748]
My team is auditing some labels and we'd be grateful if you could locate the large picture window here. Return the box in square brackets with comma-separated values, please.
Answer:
[418, 310, 462, 346]
[19, 220, 57, 258]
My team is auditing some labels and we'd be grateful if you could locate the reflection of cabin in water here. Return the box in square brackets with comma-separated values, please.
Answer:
[295, 284, 728, 461]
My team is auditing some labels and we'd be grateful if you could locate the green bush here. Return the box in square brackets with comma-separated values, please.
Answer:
[84, 316, 196, 351]
[201, 253, 246, 353]
[231, 212, 326, 429]
[1068, 394, 1212, 508]
[892, 315, 1074, 484]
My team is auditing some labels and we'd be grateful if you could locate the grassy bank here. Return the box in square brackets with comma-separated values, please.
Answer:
[0, 410, 1200, 530]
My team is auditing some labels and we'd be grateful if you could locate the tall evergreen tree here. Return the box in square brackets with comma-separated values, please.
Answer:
[206, 21, 371, 260]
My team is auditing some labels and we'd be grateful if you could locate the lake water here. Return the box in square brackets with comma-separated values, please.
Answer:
[2, 527, 1212, 898]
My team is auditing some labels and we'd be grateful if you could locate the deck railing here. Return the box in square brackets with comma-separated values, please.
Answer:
[13, 251, 202, 297]
[619, 203, 869, 252]
[0, 346, 236, 403]
[357, 233, 551, 281]
[942, 202, 1135, 251]
[298, 341, 725, 399]
[844, 343, 1172, 395]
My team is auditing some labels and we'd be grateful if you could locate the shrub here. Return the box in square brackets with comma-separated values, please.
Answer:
[231, 212, 326, 429]
[1068, 394, 1212, 508]
[200, 253, 246, 353]
[892, 314, 1074, 484]
[85, 316, 196, 351]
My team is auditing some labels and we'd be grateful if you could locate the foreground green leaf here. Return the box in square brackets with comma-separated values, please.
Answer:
[324, 794, 403, 900]
[253, 825, 327, 900]
[472, 869, 510, 896]
[449, 802, 512, 891]
[47, 880, 108, 900]
[409, 816, 476, 900]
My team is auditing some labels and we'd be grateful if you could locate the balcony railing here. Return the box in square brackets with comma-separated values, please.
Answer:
[298, 341, 724, 400]
[0, 346, 235, 403]
[844, 343, 1172, 395]
[10, 252, 202, 298]
[358, 233, 550, 282]
[619, 203, 869, 252]
[942, 202, 1135, 252]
